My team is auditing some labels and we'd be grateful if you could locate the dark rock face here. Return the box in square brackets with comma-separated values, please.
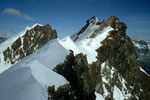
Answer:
[52, 51, 96, 100]
[48, 84, 75, 100]
[95, 21, 150, 99]
[90, 16, 127, 38]
[2, 24, 57, 64]
[133, 40, 150, 75]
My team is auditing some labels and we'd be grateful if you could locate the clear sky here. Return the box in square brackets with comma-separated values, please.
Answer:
[0, 0, 150, 40]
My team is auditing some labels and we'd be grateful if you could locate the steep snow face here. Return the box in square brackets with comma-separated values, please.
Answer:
[71, 17, 103, 42]
[23, 39, 69, 69]
[76, 26, 113, 64]
[59, 36, 81, 55]
[0, 39, 69, 100]
[60, 26, 113, 64]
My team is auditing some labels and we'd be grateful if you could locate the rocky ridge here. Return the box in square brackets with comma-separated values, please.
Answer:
[0, 16, 150, 100]
[0, 24, 57, 70]
[48, 16, 150, 100]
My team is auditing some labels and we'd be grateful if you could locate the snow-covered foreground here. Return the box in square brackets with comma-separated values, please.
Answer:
[0, 39, 69, 100]
[0, 22, 115, 100]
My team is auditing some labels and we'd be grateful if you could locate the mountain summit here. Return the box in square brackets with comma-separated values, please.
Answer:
[0, 24, 57, 72]
[0, 16, 150, 100]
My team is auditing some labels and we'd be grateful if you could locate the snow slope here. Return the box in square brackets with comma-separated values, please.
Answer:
[59, 26, 113, 64]
[0, 39, 69, 100]
[59, 22, 135, 99]
[59, 36, 81, 55]
[70, 17, 103, 42]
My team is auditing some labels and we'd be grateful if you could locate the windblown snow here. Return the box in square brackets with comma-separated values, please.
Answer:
[0, 39, 69, 100]
[59, 26, 113, 64]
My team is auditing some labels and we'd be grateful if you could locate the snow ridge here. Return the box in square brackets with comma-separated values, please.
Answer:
[0, 39, 69, 100]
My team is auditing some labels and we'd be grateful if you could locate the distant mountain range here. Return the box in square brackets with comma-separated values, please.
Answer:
[133, 40, 150, 75]
[0, 16, 150, 100]
[0, 34, 8, 44]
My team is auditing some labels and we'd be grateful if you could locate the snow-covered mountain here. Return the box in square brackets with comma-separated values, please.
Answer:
[0, 34, 8, 44]
[0, 16, 150, 100]
[133, 40, 150, 75]
[0, 24, 57, 73]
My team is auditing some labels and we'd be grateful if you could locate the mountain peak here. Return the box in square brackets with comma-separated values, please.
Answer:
[71, 16, 104, 42]
[0, 24, 57, 72]
[0, 16, 150, 100]
[86, 16, 103, 25]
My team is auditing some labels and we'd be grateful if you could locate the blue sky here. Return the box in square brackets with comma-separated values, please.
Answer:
[0, 0, 150, 40]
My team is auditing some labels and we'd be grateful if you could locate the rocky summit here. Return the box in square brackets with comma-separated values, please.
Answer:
[0, 16, 150, 100]
[0, 24, 57, 72]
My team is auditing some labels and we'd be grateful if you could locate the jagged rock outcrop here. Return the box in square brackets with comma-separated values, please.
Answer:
[48, 16, 150, 100]
[48, 84, 75, 100]
[71, 16, 104, 42]
[92, 16, 150, 99]
[2, 24, 57, 64]
[52, 51, 96, 100]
